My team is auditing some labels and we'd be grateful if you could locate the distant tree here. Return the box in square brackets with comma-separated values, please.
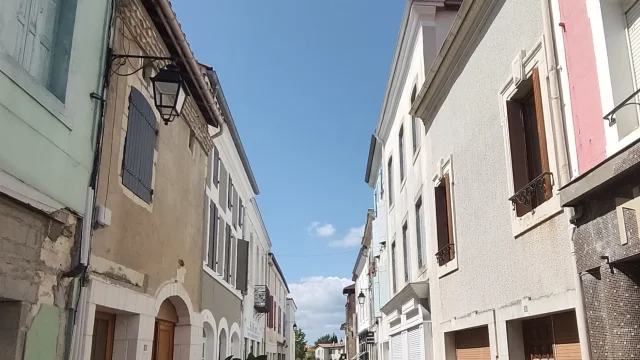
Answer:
[331, 333, 338, 343]
[315, 334, 333, 345]
[295, 329, 307, 360]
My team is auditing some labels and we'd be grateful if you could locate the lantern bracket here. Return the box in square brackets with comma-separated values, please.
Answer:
[107, 49, 176, 84]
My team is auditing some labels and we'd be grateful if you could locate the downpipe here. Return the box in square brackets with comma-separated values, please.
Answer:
[540, 0, 591, 358]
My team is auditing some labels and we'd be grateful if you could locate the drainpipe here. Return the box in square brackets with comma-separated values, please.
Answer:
[540, 0, 591, 358]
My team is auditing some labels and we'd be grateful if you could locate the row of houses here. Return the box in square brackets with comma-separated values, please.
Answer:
[0, 1, 296, 360]
[344, 0, 640, 359]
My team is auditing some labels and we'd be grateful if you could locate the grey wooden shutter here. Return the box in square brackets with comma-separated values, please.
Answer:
[236, 238, 249, 293]
[208, 202, 217, 269]
[407, 327, 423, 360]
[219, 164, 228, 210]
[225, 224, 232, 280]
[216, 217, 225, 274]
[628, 1, 640, 89]
[230, 235, 237, 286]
[122, 87, 157, 203]
[212, 146, 220, 186]
[232, 188, 239, 228]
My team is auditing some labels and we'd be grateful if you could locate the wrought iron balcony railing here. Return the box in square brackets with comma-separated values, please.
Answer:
[508, 172, 553, 210]
[254, 284, 271, 313]
[603, 87, 640, 124]
[435, 243, 454, 266]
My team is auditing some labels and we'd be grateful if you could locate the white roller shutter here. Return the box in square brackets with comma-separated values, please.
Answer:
[626, 1, 640, 89]
[391, 334, 403, 360]
[407, 326, 423, 360]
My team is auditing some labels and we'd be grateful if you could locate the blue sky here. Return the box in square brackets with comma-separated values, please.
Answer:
[172, 0, 404, 341]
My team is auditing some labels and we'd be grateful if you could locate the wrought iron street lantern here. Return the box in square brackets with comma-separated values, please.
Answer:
[151, 64, 187, 124]
[293, 323, 298, 331]
[357, 291, 365, 306]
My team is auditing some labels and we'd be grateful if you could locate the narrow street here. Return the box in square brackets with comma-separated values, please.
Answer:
[0, 1, 638, 360]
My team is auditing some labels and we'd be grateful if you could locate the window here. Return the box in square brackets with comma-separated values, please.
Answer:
[402, 222, 409, 282]
[415, 198, 425, 269]
[434, 174, 454, 266]
[238, 199, 244, 229]
[391, 241, 397, 293]
[506, 68, 551, 217]
[189, 130, 196, 154]
[207, 202, 218, 269]
[202, 329, 207, 360]
[212, 146, 220, 186]
[387, 157, 394, 206]
[410, 85, 420, 153]
[122, 87, 157, 203]
[398, 126, 405, 181]
[0, 0, 77, 101]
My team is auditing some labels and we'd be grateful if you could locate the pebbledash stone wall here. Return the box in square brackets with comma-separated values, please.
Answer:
[0, 193, 78, 360]
[573, 170, 640, 359]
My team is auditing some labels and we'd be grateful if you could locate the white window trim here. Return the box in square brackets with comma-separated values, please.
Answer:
[431, 155, 458, 278]
[499, 39, 563, 238]
[587, 0, 640, 155]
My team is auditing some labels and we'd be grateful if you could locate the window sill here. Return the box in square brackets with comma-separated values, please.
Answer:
[437, 256, 458, 278]
[510, 195, 562, 238]
[202, 262, 242, 300]
[0, 52, 72, 130]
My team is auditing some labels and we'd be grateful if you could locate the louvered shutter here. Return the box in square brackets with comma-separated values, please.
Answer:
[212, 146, 220, 186]
[236, 238, 249, 293]
[232, 188, 239, 228]
[122, 87, 157, 203]
[407, 326, 423, 360]
[225, 224, 232, 280]
[628, 1, 640, 89]
[230, 235, 237, 286]
[219, 164, 228, 210]
[208, 202, 217, 269]
[391, 334, 403, 360]
[216, 216, 225, 274]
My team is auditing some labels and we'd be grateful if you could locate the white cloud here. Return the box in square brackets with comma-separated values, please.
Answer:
[289, 276, 353, 343]
[328, 225, 365, 248]
[307, 222, 336, 237]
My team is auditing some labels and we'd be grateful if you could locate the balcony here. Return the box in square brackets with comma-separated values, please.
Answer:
[254, 285, 271, 313]
[435, 243, 454, 266]
[508, 172, 553, 215]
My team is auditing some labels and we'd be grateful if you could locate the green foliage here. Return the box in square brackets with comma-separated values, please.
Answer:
[295, 329, 307, 359]
[315, 333, 339, 346]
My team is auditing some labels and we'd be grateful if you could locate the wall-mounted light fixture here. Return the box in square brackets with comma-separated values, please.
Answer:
[357, 291, 365, 306]
[109, 53, 187, 125]
[293, 323, 298, 331]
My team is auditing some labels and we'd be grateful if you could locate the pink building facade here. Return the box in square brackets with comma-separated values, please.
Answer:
[558, 1, 640, 358]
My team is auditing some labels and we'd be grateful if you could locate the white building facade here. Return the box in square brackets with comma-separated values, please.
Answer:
[285, 298, 298, 360]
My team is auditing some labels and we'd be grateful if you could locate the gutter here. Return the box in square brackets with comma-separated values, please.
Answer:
[154, 0, 224, 128]
[269, 252, 290, 292]
[204, 67, 260, 195]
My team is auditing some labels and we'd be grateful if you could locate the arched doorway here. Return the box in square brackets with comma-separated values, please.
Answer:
[152, 299, 178, 360]
[203, 322, 216, 360]
[230, 332, 240, 358]
[218, 328, 227, 360]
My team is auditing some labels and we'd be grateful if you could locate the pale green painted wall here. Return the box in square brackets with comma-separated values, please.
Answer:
[23, 305, 60, 360]
[0, 0, 111, 214]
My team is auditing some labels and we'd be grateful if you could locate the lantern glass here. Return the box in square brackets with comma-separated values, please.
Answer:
[151, 64, 186, 122]
[357, 291, 365, 306]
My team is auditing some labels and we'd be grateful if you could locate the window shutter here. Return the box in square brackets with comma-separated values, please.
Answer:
[216, 216, 225, 274]
[407, 327, 422, 360]
[225, 224, 232, 281]
[532, 68, 551, 200]
[232, 188, 239, 228]
[236, 238, 249, 293]
[122, 87, 157, 203]
[213, 146, 220, 186]
[219, 164, 228, 209]
[627, 1, 640, 90]
[27, 0, 56, 83]
[208, 202, 218, 269]
[506, 100, 532, 216]
[230, 235, 237, 286]
[435, 183, 449, 252]
[391, 334, 403, 360]
[444, 174, 455, 258]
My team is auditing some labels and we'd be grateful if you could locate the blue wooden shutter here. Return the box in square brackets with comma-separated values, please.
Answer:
[122, 87, 157, 203]
[208, 202, 217, 268]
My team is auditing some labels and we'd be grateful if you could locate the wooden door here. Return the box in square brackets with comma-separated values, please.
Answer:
[90, 312, 115, 360]
[523, 316, 555, 360]
[152, 320, 175, 360]
[455, 327, 491, 360]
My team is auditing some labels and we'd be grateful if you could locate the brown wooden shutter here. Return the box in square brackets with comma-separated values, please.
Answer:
[532, 67, 552, 200]
[435, 183, 450, 255]
[236, 238, 249, 293]
[506, 100, 533, 217]
[553, 311, 581, 360]
[444, 174, 455, 261]
[455, 327, 491, 360]
[122, 87, 157, 203]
